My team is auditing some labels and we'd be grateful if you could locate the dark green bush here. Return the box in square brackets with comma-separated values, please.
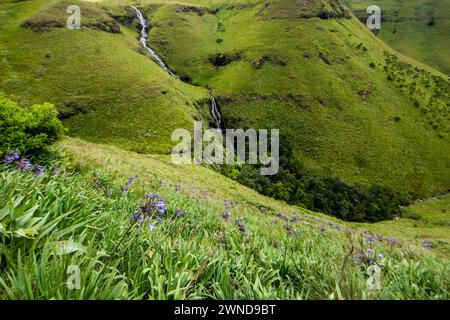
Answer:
[0, 93, 65, 155]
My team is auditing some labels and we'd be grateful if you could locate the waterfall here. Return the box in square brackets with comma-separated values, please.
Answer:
[132, 6, 231, 149]
[210, 96, 222, 133]
[132, 6, 177, 78]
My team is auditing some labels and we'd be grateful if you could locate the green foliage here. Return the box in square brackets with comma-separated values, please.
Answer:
[0, 93, 65, 155]
[1, 0, 449, 197]
[219, 136, 409, 222]
[221, 164, 410, 223]
[143, 0, 450, 198]
[0, 0, 208, 155]
[0, 156, 449, 300]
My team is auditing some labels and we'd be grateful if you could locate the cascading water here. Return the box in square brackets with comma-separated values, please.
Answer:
[132, 6, 228, 137]
[132, 6, 176, 78]
[210, 96, 223, 133]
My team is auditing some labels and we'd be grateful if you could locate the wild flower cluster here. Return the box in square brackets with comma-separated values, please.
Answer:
[361, 230, 401, 246]
[220, 211, 232, 221]
[353, 248, 384, 267]
[131, 193, 167, 231]
[175, 209, 187, 217]
[219, 199, 233, 221]
[130, 193, 189, 231]
[3, 151, 45, 176]
[234, 217, 247, 234]
[121, 176, 135, 193]
[283, 224, 299, 236]
[422, 240, 433, 249]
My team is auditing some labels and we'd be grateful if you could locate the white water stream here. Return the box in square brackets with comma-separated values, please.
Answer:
[132, 6, 226, 135]
[132, 6, 177, 78]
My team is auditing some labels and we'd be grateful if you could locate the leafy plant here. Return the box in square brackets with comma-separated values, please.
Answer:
[0, 93, 65, 156]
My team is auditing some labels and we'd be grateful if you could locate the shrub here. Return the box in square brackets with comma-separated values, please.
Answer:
[0, 93, 65, 155]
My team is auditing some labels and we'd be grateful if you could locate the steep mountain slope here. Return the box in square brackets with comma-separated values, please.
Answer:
[139, 0, 450, 197]
[0, 0, 208, 154]
[58, 137, 450, 257]
[345, 0, 450, 75]
[0, 0, 449, 200]
[1, 137, 449, 299]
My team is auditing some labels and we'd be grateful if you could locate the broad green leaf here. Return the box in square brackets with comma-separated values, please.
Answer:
[13, 196, 25, 209]
[14, 228, 36, 239]
[16, 205, 39, 226]
[0, 222, 7, 237]
[49, 240, 86, 256]
[0, 205, 10, 221]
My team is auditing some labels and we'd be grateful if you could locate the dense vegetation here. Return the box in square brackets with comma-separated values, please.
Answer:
[1, 0, 449, 199]
[1, 141, 449, 299]
[383, 51, 449, 135]
[0, 93, 64, 155]
[0, 0, 449, 300]
[0, 0, 208, 154]
[220, 137, 410, 222]
[142, 0, 450, 198]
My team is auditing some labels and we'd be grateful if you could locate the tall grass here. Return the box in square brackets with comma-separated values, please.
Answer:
[0, 164, 448, 300]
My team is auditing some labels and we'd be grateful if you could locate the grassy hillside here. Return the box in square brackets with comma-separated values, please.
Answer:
[0, 137, 449, 299]
[345, 0, 450, 75]
[1, 0, 449, 199]
[131, 0, 450, 198]
[0, 0, 209, 154]
[356, 194, 450, 258]
[57, 137, 450, 257]
[0, 0, 449, 301]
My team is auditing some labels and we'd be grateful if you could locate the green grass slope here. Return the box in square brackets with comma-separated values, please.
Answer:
[126, 0, 450, 197]
[356, 194, 450, 258]
[0, 0, 209, 154]
[58, 137, 450, 257]
[1, 0, 449, 198]
[1, 136, 449, 299]
[345, 0, 450, 75]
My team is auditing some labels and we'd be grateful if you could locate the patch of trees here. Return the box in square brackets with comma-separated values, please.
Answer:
[219, 135, 410, 222]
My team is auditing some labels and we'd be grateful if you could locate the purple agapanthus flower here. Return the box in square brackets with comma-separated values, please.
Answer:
[154, 200, 167, 214]
[131, 194, 167, 231]
[366, 236, 378, 245]
[382, 237, 400, 246]
[422, 240, 433, 249]
[220, 211, 232, 221]
[31, 164, 45, 176]
[4, 151, 20, 163]
[16, 159, 31, 171]
[235, 217, 247, 234]
[353, 248, 384, 267]
[121, 176, 135, 193]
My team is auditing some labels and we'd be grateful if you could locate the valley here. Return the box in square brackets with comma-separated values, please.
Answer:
[0, 0, 448, 300]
